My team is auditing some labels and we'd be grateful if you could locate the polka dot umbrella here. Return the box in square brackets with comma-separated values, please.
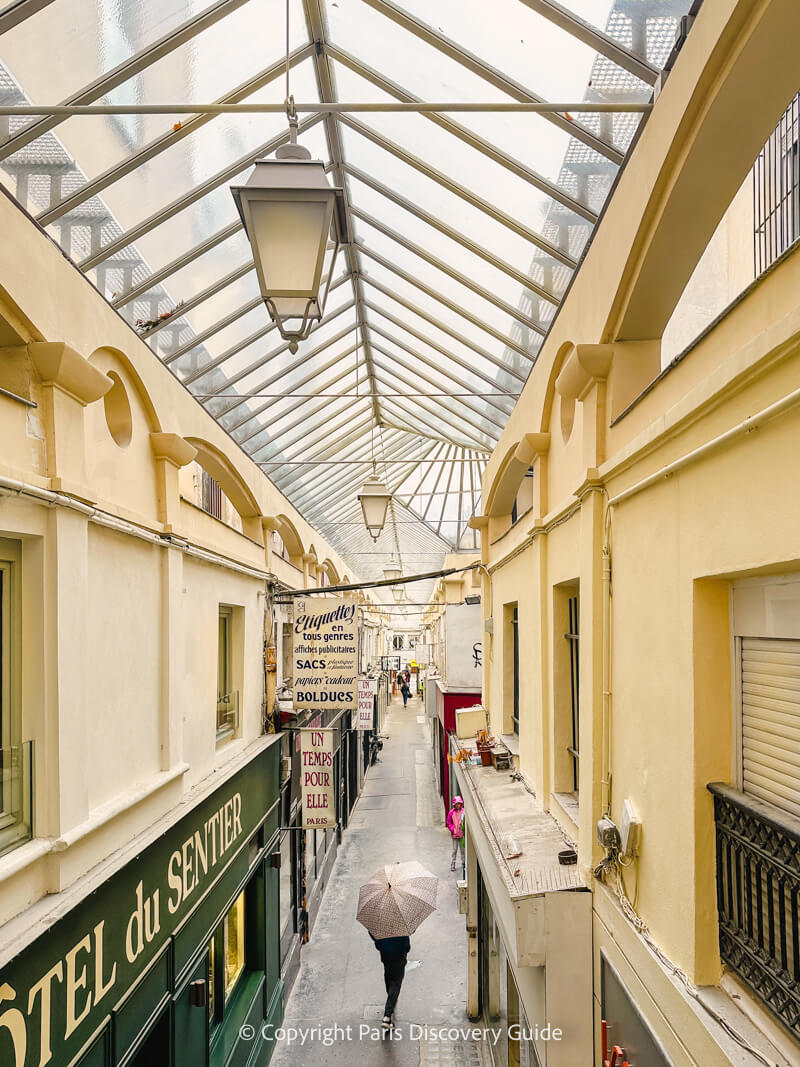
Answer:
[356, 860, 439, 939]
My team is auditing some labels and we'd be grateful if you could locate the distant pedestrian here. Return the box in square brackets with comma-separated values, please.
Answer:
[370, 933, 411, 1030]
[400, 677, 411, 706]
[447, 795, 465, 872]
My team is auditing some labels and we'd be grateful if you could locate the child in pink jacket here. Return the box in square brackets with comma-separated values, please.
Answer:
[446, 796, 465, 871]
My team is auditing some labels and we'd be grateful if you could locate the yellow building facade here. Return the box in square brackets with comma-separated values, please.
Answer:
[459, 1, 800, 1064]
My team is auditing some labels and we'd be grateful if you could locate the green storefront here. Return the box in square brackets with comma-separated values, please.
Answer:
[0, 738, 283, 1067]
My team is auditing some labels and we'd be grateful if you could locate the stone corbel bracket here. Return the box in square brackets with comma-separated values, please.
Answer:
[150, 432, 197, 530]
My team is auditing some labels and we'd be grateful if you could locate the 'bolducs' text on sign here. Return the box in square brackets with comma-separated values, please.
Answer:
[0, 746, 276, 1067]
[293, 598, 358, 710]
[299, 729, 337, 828]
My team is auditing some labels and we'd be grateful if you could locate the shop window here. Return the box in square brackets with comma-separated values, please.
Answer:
[208, 889, 248, 1031]
[553, 582, 580, 802]
[0, 538, 31, 858]
[217, 605, 240, 742]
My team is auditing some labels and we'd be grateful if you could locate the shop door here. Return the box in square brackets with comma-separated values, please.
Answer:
[348, 729, 358, 814]
[173, 955, 208, 1067]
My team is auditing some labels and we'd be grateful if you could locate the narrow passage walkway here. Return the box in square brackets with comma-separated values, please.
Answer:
[272, 695, 480, 1066]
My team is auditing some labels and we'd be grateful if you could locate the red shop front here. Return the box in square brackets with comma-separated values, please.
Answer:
[434, 679, 482, 814]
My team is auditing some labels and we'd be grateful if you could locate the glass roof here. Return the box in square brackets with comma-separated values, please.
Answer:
[0, 0, 692, 592]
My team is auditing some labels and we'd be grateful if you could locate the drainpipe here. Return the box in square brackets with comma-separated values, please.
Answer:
[601, 522, 612, 817]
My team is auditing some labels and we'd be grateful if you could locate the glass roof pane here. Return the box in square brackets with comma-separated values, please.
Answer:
[350, 193, 559, 320]
[326, 0, 622, 105]
[363, 289, 527, 385]
[2, 0, 199, 104]
[328, 33, 616, 195]
[359, 257, 536, 364]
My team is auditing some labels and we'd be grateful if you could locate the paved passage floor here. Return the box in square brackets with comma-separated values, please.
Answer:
[272, 695, 485, 1067]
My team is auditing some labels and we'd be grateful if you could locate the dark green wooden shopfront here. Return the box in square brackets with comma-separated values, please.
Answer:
[0, 740, 283, 1067]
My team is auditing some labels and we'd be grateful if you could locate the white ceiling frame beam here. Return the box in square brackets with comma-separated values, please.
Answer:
[343, 179, 543, 333]
[373, 367, 498, 452]
[303, 0, 380, 426]
[300, 438, 429, 518]
[268, 414, 388, 489]
[0, 0, 57, 34]
[240, 358, 367, 451]
[247, 389, 367, 460]
[139, 262, 254, 339]
[517, 0, 659, 85]
[339, 113, 576, 270]
[213, 341, 361, 428]
[38, 43, 316, 226]
[360, 254, 536, 364]
[358, 0, 623, 164]
[112, 221, 242, 309]
[350, 193, 556, 309]
[289, 432, 413, 510]
[78, 114, 324, 271]
[327, 44, 597, 224]
[219, 307, 358, 428]
[257, 398, 376, 467]
[183, 272, 352, 387]
[192, 289, 354, 400]
[366, 317, 514, 399]
[0, 0, 253, 161]
[161, 297, 261, 364]
[369, 341, 511, 429]
[363, 295, 528, 385]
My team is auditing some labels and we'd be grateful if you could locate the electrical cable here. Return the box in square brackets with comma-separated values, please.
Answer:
[594, 852, 779, 1067]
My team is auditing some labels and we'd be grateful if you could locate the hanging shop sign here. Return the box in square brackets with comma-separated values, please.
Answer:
[380, 655, 401, 671]
[357, 677, 377, 730]
[293, 597, 358, 709]
[299, 728, 337, 828]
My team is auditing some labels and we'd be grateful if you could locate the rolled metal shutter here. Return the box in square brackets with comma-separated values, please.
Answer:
[741, 637, 800, 818]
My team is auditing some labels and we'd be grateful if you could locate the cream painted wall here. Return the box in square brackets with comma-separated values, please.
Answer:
[86, 526, 162, 811]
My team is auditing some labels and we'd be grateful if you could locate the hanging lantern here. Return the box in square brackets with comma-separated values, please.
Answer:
[383, 558, 402, 583]
[358, 473, 391, 542]
[231, 129, 347, 353]
[391, 585, 406, 604]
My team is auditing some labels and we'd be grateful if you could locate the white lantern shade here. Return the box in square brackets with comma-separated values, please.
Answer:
[358, 475, 391, 541]
[231, 157, 346, 345]
[391, 585, 406, 603]
[383, 560, 402, 583]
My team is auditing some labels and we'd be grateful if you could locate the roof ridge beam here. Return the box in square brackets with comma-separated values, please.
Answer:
[303, 0, 381, 426]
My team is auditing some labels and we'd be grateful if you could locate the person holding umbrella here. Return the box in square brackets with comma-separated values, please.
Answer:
[357, 861, 438, 1032]
[369, 932, 411, 1031]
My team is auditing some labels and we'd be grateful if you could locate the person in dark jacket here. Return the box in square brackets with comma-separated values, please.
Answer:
[400, 677, 411, 707]
[370, 933, 411, 1030]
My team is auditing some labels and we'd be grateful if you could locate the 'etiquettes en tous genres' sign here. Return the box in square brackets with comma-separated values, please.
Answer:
[292, 597, 358, 709]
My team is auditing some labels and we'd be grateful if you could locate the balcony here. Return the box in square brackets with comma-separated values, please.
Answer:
[0, 741, 33, 858]
[708, 781, 800, 1038]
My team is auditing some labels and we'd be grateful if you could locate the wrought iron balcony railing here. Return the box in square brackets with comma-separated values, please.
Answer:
[708, 781, 800, 1038]
[0, 740, 34, 859]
